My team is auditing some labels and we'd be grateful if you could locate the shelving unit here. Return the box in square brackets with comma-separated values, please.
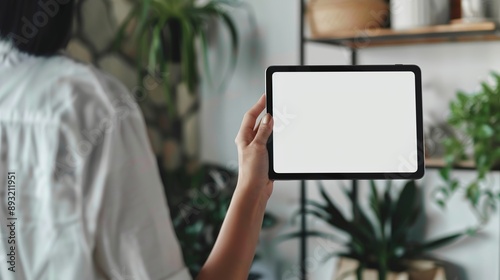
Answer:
[297, 1, 500, 279]
[308, 21, 500, 48]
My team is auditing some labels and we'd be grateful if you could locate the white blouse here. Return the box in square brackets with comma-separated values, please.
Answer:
[0, 41, 191, 280]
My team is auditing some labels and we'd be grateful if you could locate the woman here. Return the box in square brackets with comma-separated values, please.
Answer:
[0, 1, 274, 280]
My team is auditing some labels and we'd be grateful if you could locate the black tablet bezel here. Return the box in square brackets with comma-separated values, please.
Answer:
[266, 65, 425, 181]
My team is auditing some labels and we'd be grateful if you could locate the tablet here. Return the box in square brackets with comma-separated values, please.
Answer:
[266, 65, 424, 180]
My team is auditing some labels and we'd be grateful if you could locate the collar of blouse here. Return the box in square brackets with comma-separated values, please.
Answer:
[0, 39, 34, 66]
[0, 39, 71, 67]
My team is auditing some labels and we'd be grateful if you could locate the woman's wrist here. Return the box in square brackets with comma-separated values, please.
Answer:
[234, 181, 271, 209]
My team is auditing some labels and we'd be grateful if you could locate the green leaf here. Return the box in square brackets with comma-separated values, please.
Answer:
[381, 182, 393, 229]
[262, 212, 277, 229]
[450, 180, 459, 192]
[317, 182, 374, 244]
[352, 202, 378, 239]
[305, 199, 325, 208]
[391, 181, 419, 240]
[466, 182, 481, 207]
[369, 181, 381, 220]
[341, 183, 352, 200]
[199, 27, 214, 88]
[478, 124, 494, 138]
[439, 167, 450, 181]
[148, 25, 162, 74]
[134, 0, 153, 40]
[436, 199, 446, 209]
[405, 231, 466, 257]
[179, 17, 199, 92]
[318, 182, 350, 230]
[303, 208, 331, 222]
[185, 220, 204, 234]
[456, 91, 469, 105]
[356, 262, 365, 280]
[466, 227, 480, 236]
[216, 11, 239, 92]
[305, 200, 329, 215]
[481, 81, 495, 96]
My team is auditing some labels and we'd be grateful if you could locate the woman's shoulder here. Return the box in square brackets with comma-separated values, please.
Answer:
[49, 55, 133, 102]
[42, 55, 140, 122]
[18, 54, 143, 141]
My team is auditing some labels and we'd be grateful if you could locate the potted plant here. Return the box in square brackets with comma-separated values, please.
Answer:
[116, 0, 239, 96]
[437, 72, 500, 224]
[114, 0, 241, 178]
[279, 181, 476, 280]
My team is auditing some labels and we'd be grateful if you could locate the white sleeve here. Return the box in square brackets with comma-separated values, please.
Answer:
[91, 101, 191, 280]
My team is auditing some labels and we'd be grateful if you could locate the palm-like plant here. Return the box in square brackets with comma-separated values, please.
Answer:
[280, 181, 476, 280]
[115, 0, 240, 116]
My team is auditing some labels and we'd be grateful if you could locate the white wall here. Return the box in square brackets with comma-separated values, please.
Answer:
[200, 1, 500, 279]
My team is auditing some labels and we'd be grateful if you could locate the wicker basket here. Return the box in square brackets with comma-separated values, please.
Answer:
[308, 0, 389, 38]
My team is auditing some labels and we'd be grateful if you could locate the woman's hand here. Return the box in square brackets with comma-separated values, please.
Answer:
[234, 94, 274, 200]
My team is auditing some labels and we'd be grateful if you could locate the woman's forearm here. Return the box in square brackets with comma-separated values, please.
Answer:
[196, 183, 268, 280]
[196, 96, 273, 280]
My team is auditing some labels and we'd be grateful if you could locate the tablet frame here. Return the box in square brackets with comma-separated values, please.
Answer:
[266, 65, 425, 180]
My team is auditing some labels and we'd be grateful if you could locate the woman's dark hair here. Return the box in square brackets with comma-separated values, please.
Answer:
[0, 0, 75, 56]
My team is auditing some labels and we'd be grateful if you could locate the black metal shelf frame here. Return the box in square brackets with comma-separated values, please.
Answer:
[297, 1, 500, 279]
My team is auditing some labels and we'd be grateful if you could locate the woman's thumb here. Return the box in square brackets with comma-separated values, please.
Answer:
[253, 114, 273, 145]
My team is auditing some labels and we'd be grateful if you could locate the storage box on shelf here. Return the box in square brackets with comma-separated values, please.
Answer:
[307, 0, 388, 39]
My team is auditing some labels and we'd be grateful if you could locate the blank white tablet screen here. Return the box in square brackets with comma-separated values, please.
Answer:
[272, 71, 418, 173]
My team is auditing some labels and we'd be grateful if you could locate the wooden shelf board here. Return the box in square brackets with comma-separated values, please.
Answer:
[426, 157, 500, 171]
[307, 22, 500, 48]
[425, 157, 476, 170]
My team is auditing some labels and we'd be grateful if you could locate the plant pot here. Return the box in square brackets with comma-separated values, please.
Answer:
[391, 0, 450, 30]
[307, 0, 389, 38]
[334, 258, 447, 280]
[391, 0, 433, 30]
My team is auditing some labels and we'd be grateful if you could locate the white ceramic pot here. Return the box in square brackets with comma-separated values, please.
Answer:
[391, 0, 449, 30]
[391, 0, 432, 30]
[461, 0, 487, 22]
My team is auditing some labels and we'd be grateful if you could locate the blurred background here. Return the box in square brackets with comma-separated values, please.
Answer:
[65, 0, 500, 279]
